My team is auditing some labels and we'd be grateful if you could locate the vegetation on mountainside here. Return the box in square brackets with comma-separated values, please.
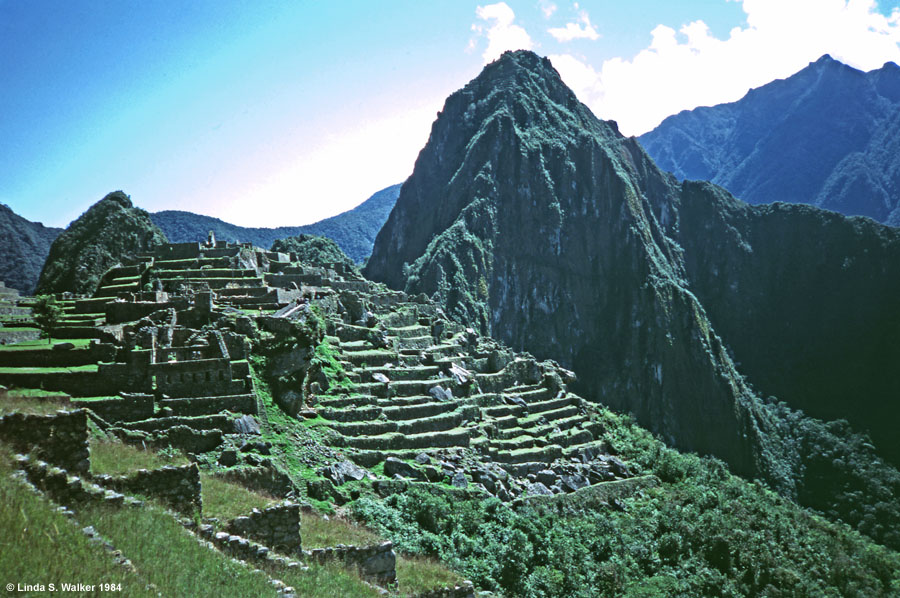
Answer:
[364, 50, 900, 554]
[0, 203, 61, 294]
[352, 406, 900, 598]
[151, 183, 401, 263]
[271, 234, 359, 273]
[639, 55, 900, 224]
[35, 191, 168, 295]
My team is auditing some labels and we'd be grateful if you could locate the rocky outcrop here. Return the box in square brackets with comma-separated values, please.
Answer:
[36, 191, 168, 295]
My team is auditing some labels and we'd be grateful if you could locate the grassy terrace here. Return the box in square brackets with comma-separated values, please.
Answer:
[0, 446, 151, 596]
[90, 440, 189, 476]
[0, 338, 93, 351]
[200, 474, 278, 521]
[0, 364, 99, 373]
[79, 502, 278, 597]
[0, 388, 71, 415]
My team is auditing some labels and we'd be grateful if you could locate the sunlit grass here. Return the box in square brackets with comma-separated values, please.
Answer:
[90, 440, 188, 476]
[396, 554, 465, 596]
[0, 445, 152, 595]
[80, 502, 277, 597]
[200, 474, 278, 521]
[301, 511, 383, 548]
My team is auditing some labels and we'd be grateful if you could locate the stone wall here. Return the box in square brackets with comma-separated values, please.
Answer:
[0, 409, 90, 473]
[14, 456, 134, 509]
[303, 541, 397, 587]
[226, 503, 301, 553]
[0, 343, 116, 368]
[95, 463, 202, 516]
[75, 393, 154, 423]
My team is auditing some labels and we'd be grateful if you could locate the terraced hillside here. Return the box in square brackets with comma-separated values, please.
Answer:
[2, 238, 898, 597]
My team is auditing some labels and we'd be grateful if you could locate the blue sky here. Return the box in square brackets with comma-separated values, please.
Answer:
[2, 1, 900, 229]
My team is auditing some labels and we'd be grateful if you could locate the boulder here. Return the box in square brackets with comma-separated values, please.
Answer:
[561, 474, 589, 493]
[323, 460, 367, 486]
[526, 482, 553, 496]
[450, 471, 468, 489]
[428, 386, 454, 402]
[233, 415, 261, 435]
[383, 457, 426, 481]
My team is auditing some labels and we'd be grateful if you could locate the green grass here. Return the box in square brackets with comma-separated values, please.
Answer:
[0, 445, 152, 596]
[0, 393, 70, 415]
[261, 561, 382, 598]
[90, 440, 189, 476]
[79, 502, 278, 597]
[397, 554, 466, 596]
[0, 338, 92, 351]
[301, 512, 383, 548]
[200, 474, 278, 521]
[0, 365, 99, 374]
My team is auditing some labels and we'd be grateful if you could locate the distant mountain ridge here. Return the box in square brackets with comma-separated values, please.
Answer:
[639, 55, 900, 224]
[151, 184, 401, 262]
[0, 204, 63, 294]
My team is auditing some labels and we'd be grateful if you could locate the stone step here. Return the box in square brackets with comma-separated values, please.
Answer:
[336, 324, 378, 343]
[317, 404, 381, 421]
[549, 428, 594, 448]
[525, 396, 575, 415]
[519, 407, 581, 431]
[215, 286, 273, 298]
[159, 394, 257, 417]
[482, 403, 526, 419]
[382, 400, 459, 421]
[333, 427, 471, 451]
[393, 336, 433, 351]
[331, 407, 474, 438]
[508, 387, 555, 404]
[493, 444, 563, 465]
[489, 435, 544, 451]
[491, 415, 520, 430]
[341, 350, 396, 367]
[385, 325, 430, 339]
[374, 395, 433, 407]
[357, 365, 441, 381]
[386, 378, 453, 398]
[525, 414, 589, 436]
[339, 340, 379, 352]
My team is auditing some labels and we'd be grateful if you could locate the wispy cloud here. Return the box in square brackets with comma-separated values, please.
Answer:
[539, 0, 558, 19]
[548, 6, 599, 42]
[550, 0, 900, 135]
[470, 2, 533, 63]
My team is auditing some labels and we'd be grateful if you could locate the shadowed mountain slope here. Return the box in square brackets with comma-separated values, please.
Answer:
[0, 204, 62, 294]
[639, 55, 900, 224]
[364, 50, 900, 547]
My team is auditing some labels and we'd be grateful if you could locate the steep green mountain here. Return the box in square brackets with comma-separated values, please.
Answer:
[365, 50, 900, 547]
[639, 55, 900, 224]
[35, 191, 168, 295]
[151, 184, 401, 263]
[0, 204, 62, 294]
